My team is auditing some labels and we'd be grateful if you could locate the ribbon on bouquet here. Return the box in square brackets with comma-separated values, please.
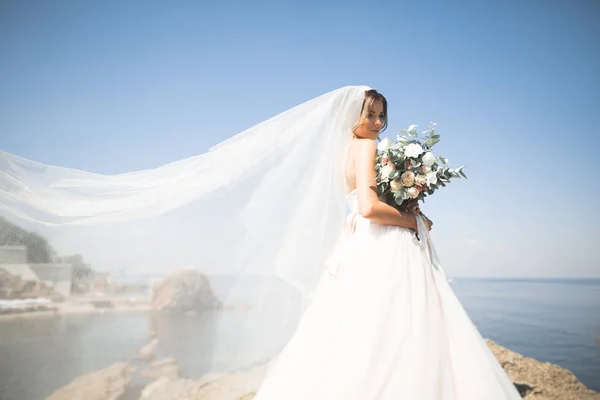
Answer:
[416, 214, 446, 275]
[324, 212, 358, 276]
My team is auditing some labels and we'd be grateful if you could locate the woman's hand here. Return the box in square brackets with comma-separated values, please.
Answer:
[404, 201, 433, 231]
[403, 200, 420, 215]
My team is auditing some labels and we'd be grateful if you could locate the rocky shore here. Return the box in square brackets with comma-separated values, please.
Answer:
[3, 266, 598, 400]
[485, 339, 600, 400]
[0, 268, 65, 304]
[44, 339, 599, 400]
[0, 267, 221, 320]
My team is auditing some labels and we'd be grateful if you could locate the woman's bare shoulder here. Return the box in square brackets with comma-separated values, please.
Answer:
[350, 139, 377, 160]
[349, 138, 376, 153]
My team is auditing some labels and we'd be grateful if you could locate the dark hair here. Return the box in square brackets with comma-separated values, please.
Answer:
[353, 89, 388, 135]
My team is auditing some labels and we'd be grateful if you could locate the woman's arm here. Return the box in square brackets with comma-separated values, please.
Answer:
[354, 139, 418, 230]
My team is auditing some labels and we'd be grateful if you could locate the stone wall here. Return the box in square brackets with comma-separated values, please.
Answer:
[30, 264, 73, 297]
[0, 245, 27, 264]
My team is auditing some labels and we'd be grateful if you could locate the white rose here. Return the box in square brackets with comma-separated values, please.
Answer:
[390, 178, 402, 193]
[422, 152, 435, 166]
[377, 138, 393, 152]
[415, 174, 427, 186]
[421, 165, 432, 173]
[404, 143, 424, 158]
[407, 186, 420, 199]
[426, 171, 438, 187]
[380, 164, 395, 181]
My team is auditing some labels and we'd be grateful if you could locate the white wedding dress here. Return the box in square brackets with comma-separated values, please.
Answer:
[254, 190, 522, 400]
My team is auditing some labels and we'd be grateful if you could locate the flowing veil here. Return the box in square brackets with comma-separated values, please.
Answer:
[0, 85, 370, 371]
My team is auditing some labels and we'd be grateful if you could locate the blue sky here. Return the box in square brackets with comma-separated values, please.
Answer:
[1, 0, 599, 277]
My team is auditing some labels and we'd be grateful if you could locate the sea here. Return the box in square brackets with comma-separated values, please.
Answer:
[0, 277, 598, 400]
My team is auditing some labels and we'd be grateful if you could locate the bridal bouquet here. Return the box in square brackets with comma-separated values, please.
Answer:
[376, 122, 466, 210]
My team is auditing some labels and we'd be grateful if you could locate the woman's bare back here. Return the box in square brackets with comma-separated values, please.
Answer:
[344, 140, 360, 194]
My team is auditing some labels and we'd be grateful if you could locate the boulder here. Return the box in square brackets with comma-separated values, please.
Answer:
[137, 336, 159, 361]
[139, 364, 266, 400]
[140, 358, 181, 381]
[45, 362, 135, 400]
[150, 268, 221, 314]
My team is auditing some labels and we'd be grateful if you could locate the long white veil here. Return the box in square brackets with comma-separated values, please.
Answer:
[0, 85, 370, 372]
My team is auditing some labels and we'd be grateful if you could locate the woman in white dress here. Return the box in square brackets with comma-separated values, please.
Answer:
[252, 89, 522, 399]
[0, 86, 522, 399]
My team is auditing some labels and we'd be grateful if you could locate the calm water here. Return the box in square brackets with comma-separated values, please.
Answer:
[0, 278, 598, 400]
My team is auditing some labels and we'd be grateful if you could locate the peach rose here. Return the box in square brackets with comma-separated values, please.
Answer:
[401, 171, 415, 187]
[390, 178, 402, 193]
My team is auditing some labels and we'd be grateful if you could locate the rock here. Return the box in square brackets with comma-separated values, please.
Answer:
[0, 268, 65, 302]
[45, 362, 135, 400]
[150, 268, 221, 314]
[140, 377, 171, 399]
[140, 358, 181, 381]
[139, 364, 267, 400]
[88, 299, 115, 309]
[138, 336, 159, 361]
[137, 339, 600, 400]
[485, 339, 600, 400]
[237, 393, 257, 400]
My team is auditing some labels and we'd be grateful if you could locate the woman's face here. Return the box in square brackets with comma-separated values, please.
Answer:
[354, 99, 385, 140]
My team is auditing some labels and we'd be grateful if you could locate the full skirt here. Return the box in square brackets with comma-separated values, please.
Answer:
[253, 215, 522, 400]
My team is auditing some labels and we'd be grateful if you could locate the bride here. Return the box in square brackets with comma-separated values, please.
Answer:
[0, 86, 522, 399]
[251, 89, 523, 399]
